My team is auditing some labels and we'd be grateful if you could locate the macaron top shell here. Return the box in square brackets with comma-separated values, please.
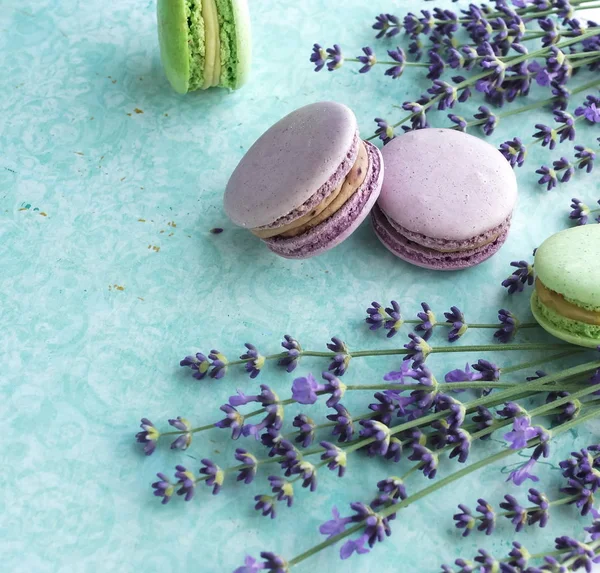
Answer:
[534, 225, 600, 309]
[224, 102, 358, 229]
[379, 128, 518, 241]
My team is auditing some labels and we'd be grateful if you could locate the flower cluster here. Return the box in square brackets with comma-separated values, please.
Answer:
[501, 258, 535, 294]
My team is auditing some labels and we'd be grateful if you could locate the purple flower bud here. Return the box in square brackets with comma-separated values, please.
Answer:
[356, 46, 377, 74]
[136, 418, 160, 456]
[373, 13, 401, 39]
[269, 475, 294, 507]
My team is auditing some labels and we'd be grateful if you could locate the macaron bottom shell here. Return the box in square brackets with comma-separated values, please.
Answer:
[263, 141, 384, 259]
[371, 205, 510, 271]
[531, 291, 600, 349]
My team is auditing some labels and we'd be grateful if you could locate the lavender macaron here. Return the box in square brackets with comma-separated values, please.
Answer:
[372, 128, 518, 270]
[224, 102, 384, 258]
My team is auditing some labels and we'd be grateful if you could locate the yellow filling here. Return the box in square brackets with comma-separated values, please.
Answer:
[252, 141, 369, 239]
[201, 0, 221, 89]
[536, 278, 600, 326]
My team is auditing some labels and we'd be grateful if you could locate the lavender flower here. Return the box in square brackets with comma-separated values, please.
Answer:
[427, 52, 446, 80]
[536, 165, 558, 191]
[494, 309, 519, 343]
[175, 464, 197, 501]
[561, 478, 597, 516]
[235, 449, 258, 484]
[498, 402, 528, 420]
[376, 477, 407, 501]
[168, 416, 193, 450]
[554, 536, 600, 571]
[533, 122, 558, 149]
[475, 498, 496, 535]
[528, 488, 550, 527]
[448, 114, 467, 132]
[575, 95, 600, 123]
[269, 476, 294, 507]
[374, 118, 394, 144]
[373, 13, 401, 39]
[199, 459, 224, 495]
[291, 373, 321, 404]
[254, 495, 276, 519]
[327, 403, 354, 442]
[408, 444, 439, 478]
[404, 333, 432, 366]
[499, 494, 528, 532]
[136, 418, 160, 455]
[570, 198, 591, 225]
[320, 441, 347, 477]
[428, 80, 458, 110]
[208, 350, 228, 379]
[585, 520, 600, 540]
[574, 146, 596, 173]
[357, 46, 376, 74]
[369, 392, 398, 426]
[326, 337, 351, 376]
[385, 47, 406, 79]
[504, 416, 541, 449]
[240, 343, 265, 378]
[448, 428, 472, 463]
[444, 306, 468, 342]
[293, 414, 316, 448]
[359, 420, 391, 456]
[279, 334, 301, 372]
[310, 44, 344, 72]
[554, 111, 576, 143]
[180, 352, 210, 380]
[402, 100, 429, 130]
[152, 472, 174, 504]
[473, 105, 498, 136]
[320, 506, 353, 539]
[261, 428, 283, 456]
[507, 458, 539, 486]
[291, 460, 318, 491]
[499, 138, 527, 168]
[553, 156, 575, 183]
[472, 406, 494, 438]
[415, 302, 437, 340]
[214, 404, 244, 440]
[501, 260, 535, 294]
[453, 504, 476, 537]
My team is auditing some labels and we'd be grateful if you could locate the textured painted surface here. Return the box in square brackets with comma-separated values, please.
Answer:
[2, 1, 600, 573]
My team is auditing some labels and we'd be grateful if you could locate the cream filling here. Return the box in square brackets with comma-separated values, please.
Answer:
[201, 0, 221, 89]
[536, 278, 600, 326]
[252, 141, 369, 239]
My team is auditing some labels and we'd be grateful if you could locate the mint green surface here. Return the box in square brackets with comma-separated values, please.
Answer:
[534, 225, 600, 310]
[3, 1, 600, 572]
[157, 0, 192, 93]
[531, 291, 600, 348]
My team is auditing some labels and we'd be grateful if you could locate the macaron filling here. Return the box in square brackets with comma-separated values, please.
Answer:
[252, 140, 368, 239]
[535, 278, 600, 326]
[186, 0, 207, 91]
[201, 0, 221, 88]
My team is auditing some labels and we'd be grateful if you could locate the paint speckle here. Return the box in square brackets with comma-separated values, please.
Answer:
[120, 177, 126, 181]
[210, 228, 224, 234]
[159, 230, 165, 234]
[148, 245, 160, 252]
[127, 113, 132, 117]
[168, 232, 174, 237]
[134, 108, 143, 114]
[137, 297, 145, 301]
[138, 218, 146, 222]
[74, 151, 84, 155]
[109, 284, 125, 291]
[39, 212, 47, 217]
[167, 221, 177, 228]
[164, 113, 169, 117]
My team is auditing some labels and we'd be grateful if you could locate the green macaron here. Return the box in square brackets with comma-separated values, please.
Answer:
[531, 225, 600, 348]
[157, 0, 251, 93]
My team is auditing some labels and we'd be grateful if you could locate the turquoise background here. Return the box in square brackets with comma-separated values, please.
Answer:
[2, 1, 600, 572]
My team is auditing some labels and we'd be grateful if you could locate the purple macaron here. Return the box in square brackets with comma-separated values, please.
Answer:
[372, 128, 518, 270]
[224, 102, 384, 259]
